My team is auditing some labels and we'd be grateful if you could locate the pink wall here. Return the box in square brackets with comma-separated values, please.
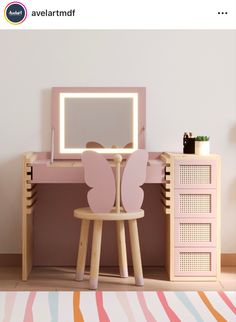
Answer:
[33, 184, 165, 267]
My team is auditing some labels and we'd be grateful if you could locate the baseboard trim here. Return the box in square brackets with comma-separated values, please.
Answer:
[0, 254, 21, 267]
[0, 253, 235, 267]
[221, 253, 236, 266]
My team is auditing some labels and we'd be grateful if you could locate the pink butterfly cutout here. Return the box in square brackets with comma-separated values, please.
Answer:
[82, 150, 148, 213]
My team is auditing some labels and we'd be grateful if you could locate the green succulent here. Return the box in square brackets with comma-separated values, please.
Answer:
[195, 136, 210, 141]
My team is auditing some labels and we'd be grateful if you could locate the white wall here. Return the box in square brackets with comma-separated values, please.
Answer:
[0, 30, 235, 253]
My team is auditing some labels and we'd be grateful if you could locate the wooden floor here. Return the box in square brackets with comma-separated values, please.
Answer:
[0, 266, 235, 291]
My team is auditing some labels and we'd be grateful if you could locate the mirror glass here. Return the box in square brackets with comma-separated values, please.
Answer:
[64, 95, 133, 149]
[52, 87, 145, 158]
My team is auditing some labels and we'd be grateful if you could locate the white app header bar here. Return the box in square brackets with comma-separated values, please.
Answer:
[0, 0, 236, 29]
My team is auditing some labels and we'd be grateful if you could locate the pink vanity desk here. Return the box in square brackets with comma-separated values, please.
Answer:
[22, 151, 165, 281]
[22, 87, 220, 282]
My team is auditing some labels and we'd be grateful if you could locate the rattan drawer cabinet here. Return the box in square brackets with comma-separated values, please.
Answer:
[161, 153, 220, 281]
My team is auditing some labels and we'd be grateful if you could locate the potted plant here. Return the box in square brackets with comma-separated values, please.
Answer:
[195, 136, 210, 155]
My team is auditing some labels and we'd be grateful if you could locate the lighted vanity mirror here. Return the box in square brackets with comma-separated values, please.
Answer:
[52, 87, 145, 159]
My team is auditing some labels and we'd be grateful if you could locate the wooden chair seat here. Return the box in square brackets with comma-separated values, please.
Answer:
[74, 207, 144, 221]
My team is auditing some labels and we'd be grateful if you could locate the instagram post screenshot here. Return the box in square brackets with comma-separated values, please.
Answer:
[0, 0, 236, 321]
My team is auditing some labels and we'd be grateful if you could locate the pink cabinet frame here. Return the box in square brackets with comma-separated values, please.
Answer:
[161, 153, 220, 281]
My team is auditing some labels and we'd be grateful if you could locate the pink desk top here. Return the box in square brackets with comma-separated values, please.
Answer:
[28, 152, 165, 184]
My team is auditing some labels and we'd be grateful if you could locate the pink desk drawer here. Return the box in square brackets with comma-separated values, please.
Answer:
[174, 248, 216, 276]
[31, 160, 165, 184]
[174, 218, 216, 247]
[31, 163, 85, 183]
[174, 159, 217, 189]
[174, 189, 216, 218]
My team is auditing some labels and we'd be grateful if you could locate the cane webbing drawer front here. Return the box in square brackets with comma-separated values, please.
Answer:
[180, 165, 211, 185]
[174, 190, 216, 217]
[180, 194, 211, 213]
[180, 223, 211, 242]
[175, 248, 216, 276]
[175, 218, 216, 247]
[174, 160, 216, 189]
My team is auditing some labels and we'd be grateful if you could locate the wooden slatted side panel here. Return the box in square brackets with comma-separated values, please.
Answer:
[165, 212, 171, 280]
[160, 152, 172, 215]
[160, 153, 175, 280]
[22, 153, 37, 281]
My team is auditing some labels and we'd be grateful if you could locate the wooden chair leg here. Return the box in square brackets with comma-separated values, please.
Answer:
[116, 221, 128, 278]
[89, 220, 103, 290]
[128, 219, 144, 286]
[75, 219, 90, 281]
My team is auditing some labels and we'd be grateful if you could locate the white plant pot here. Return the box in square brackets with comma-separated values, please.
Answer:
[195, 141, 210, 155]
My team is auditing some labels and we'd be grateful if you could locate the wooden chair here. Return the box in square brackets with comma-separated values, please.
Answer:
[74, 150, 148, 289]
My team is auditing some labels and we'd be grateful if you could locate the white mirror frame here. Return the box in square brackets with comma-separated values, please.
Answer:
[52, 87, 146, 159]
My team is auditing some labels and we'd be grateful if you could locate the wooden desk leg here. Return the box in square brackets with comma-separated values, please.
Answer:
[89, 220, 103, 290]
[22, 153, 37, 281]
[128, 219, 144, 286]
[116, 221, 128, 278]
[75, 219, 90, 281]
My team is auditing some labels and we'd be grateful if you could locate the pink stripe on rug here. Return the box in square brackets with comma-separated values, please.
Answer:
[137, 292, 156, 322]
[23, 292, 36, 322]
[156, 292, 181, 322]
[218, 291, 236, 315]
[3, 292, 17, 322]
[96, 291, 110, 322]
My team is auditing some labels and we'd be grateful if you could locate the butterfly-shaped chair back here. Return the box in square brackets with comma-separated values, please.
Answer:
[82, 150, 148, 213]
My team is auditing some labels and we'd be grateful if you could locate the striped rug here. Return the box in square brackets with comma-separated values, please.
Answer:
[0, 291, 235, 321]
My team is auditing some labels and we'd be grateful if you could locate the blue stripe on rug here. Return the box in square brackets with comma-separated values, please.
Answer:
[175, 292, 204, 322]
[48, 292, 59, 322]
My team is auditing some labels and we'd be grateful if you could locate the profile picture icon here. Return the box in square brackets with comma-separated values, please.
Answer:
[4, 2, 27, 25]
